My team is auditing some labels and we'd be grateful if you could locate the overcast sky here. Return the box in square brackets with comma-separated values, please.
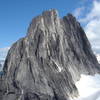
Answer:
[0, 0, 100, 53]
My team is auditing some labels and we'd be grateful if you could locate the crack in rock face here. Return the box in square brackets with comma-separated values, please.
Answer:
[0, 9, 100, 100]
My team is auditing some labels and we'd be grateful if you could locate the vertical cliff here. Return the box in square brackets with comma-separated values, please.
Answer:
[0, 9, 100, 100]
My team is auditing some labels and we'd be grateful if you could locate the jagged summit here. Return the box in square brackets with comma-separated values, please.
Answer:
[0, 9, 100, 100]
[27, 9, 74, 36]
[42, 9, 58, 15]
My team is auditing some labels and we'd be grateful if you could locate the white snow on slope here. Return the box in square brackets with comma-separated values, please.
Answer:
[73, 74, 100, 100]
[96, 54, 100, 64]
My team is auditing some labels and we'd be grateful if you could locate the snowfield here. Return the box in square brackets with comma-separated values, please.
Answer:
[73, 74, 100, 100]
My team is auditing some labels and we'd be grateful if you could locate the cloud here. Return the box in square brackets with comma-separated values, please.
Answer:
[79, 0, 100, 23]
[73, 7, 85, 18]
[74, 0, 100, 53]
[85, 19, 100, 40]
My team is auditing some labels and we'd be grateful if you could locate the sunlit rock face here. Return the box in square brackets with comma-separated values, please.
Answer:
[0, 9, 100, 100]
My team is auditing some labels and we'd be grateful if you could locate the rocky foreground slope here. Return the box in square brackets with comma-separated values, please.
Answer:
[0, 9, 100, 100]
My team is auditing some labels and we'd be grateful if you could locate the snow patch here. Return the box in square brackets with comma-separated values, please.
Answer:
[96, 54, 100, 63]
[54, 62, 62, 72]
[54, 61, 63, 72]
[51, 58, 63, 72]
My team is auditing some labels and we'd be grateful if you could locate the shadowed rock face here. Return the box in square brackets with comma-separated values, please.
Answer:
[0, 9, 100, 100]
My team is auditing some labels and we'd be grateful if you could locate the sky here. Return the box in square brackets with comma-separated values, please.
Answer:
[0, 0, 100, 53]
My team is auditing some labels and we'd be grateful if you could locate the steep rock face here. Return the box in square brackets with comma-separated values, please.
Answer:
[0, 9, 100, 100]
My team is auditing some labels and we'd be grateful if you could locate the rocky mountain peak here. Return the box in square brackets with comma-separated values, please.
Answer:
[27, 9, 59, 36]
[0, 9, 100, 100]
